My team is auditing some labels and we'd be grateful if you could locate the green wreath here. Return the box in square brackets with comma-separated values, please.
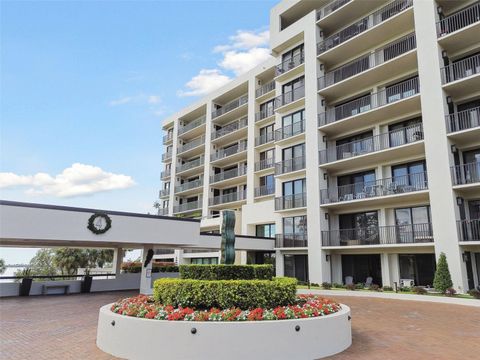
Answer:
[87, 213, 112, 234]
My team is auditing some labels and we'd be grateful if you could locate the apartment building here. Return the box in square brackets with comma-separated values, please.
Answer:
[158, 0, 480, 292]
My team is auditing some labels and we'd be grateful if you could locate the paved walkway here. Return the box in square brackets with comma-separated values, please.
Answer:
[0, 291, 479, 360]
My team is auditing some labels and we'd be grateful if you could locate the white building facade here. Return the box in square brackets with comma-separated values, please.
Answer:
[159, 0, 480, 292]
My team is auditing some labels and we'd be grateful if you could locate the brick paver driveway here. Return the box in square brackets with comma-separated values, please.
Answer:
[0, 292, 479, 359]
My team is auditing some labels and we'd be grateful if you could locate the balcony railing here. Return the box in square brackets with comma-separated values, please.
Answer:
[177, 136, 205, 154]
[275, 120, 305, 141]
[163, 133, 173, 144]
[209, 191, 246, 206]
[211, 141, 248, 162]
[160, 170, 171, 179]
[275, 234, 308, 248]
[255, 185, 275, 197]
[319, 123, 423, 164]
[275, 85, 305, 108]
[210, 166, 247, 183]
[162, 151, 173, 161]
[318, 33, 416, 89]
[212, 117, 248, 140]
[256, 81, 275, 98]
[437, 2, 480, 37]
[275, 52, 304, 76]
[275, 193, 307, 210]
[440, 53, 480, 84]
[255, 132, 275, 146]
[320, 172, 428, 204]
[255, 107, 275, 122]
[173, 200, 201, 214]
[317, 0, 413, 55]
[445, 106, 480, 133]
[322, 223, 433, 246]
[316, 0, 352, 20]
[254, 158, 275, 172]
[159, 188, 170, 197]
[457, 219, 480, 242]
[318, 77, 419, 126]
[176, 156, 204, 173]
[157, 208, 169, 216]
[179, 116, 206, 135]
[275, 156, 306, 175]
[175, 179, 203, 193]
[451, 162, 480, 185]
[212, 94, 248, 119]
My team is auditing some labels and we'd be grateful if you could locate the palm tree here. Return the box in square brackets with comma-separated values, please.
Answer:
[0, 258, 6, 275]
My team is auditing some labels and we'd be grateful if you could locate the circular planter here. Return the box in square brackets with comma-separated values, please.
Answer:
[97, 303, 351, 360]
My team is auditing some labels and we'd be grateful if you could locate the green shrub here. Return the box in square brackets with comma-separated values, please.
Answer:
[310, 283, 320, 287]
[355, 283, 364, 289]
[345, 284, 356, 291]
[400, 286, 411, 292]
[153, 277, 297, 309]
[433, 253, 453, 294]
[468, 289, 480, 299]
[369, 284, 381, 292]
[321, 282, 332, 289]
[121, 262, 178, 273]
[332, 282, 344, 288]
[179, 264, 273, 280]
[412, 286, 427, 295]
[382, 286, 393, 291]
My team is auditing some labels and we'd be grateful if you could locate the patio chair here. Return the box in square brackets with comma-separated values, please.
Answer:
[364, 277, 373, 288]
[345, 276, 353, 286]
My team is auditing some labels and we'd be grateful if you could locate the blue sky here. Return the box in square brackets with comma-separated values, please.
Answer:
[0, 0, 276, 264]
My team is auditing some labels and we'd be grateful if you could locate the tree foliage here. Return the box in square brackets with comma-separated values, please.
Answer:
[433, 252, 453, 293]
[0, 258, 5, 275]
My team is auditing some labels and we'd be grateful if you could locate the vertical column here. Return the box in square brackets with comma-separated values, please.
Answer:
[412, 0, 468, 292]
[112, 247, 123, 276]
[202, 102, 213, 217]
[139, 246, 153, 295]
[168, 120, 179, 216]
[390, 254, 400, 288]
[380, 253, 391, 287]
[246, 79, 256, 205]
[275, 250, 285, 276]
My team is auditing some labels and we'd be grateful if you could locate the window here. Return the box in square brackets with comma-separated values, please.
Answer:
[282, 44, 304, 64]
[282, 76, 304, 94]
[256, 224, 276, 238]
[260, 149, 274, 161]
[337, 170, 376, 199]
[399, 254, 436, 286]
[339, 211, 379, 243]
[383, 34, 415, 61]
[260, 174, 274, 189]
[259, 124, 274, 142]
[191, 257, 218, 265]
[392, 161, 427, 190]
[394, 206, 432, 243]
[282, 178, 305, 196]
[468, 200, 480, 219]
[462, 148, 480, 183]
[334, 93, 371, 120]
[260, 99, 275, 117]
[282, 143, 305, 161]
[283, 216, 307, 237]
[453, 99, 480, 131]
[388, 117, 423, 146]
[336, 130, 373, 159]
[281, 109, 305, 137]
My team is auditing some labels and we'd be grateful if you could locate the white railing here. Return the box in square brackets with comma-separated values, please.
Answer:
[445, 106, 480, 133]
[437, 2, 480, 37]
[211, 117, 248, 140]
[440, 53, 480, 84]
[212, 94, 248, 119]
[255, 81, 275, 98]
[179, 116, 206, 135]
[316, 0, 352, 20]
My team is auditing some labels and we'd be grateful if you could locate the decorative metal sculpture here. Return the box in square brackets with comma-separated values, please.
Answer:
[220, 210, 236, 264]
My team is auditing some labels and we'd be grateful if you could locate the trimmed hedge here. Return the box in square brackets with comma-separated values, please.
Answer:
[153, 277, 297, 309]
[121, 262, 179, 273]
[179, 264, 274, 280]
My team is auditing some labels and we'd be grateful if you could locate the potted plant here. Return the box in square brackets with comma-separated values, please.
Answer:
[82, 268, 93, 293]
[19, 268, 33, 296]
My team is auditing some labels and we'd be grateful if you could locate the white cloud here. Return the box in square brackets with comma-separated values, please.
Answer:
[147, 95, 161, 104]
[179, 28, 273, 97]
[108, 94, 161, 107]
[0, 163, 135, 198]
[109, 96, 134, 106]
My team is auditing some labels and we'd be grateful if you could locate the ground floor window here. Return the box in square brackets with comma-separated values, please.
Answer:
[255, 224, 275, 238]
[247, 251, 275, 265]
[341, 254, 382, 286]
[190, 257, 218, 265]
[399, 254, 435, 287]
[284, 254, 308, 283]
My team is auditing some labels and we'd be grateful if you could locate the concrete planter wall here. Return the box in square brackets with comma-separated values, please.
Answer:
[97, 304, 352, 360]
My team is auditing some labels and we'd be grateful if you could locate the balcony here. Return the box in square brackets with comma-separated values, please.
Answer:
[437, 2, 480, 54]
[316, 0, 352, 21]
[211, 117, 248, 144]
[179, 116, 206, 139]
[255, 81, 275, 100]
[209, 191, 246, 206]
[275, 234, 308, 248]
[319, 123, 424, 170]
[163, 133, 173, 145]
[210, 166, 247, 185]
[160, 170, 171, 180]
[255, 132, 275, 147]
[457, 219, 480, 242]
[162, 151, 173, 162]
[275, 85, 305, 112]
[157, 208, 169, 216]
[159, 188, 170, 198]
[275, 120, 305, 143]
[176, 157, 204, 176]
[275, 52, 305, 81]
[275, 193, 307, 211]
[254, 158, 275, 172]
[212, 94, 248, 121]
[322, 223, 434, 247]
[451, 162, 480, 186]
[275, 156, 306, 176]
[318, 33, 417, 98]
[175, 179, 203, 195]
[440, 53, 480, 100]
[210, 141, 248, 166]
[320, 172, 428, 209]
[317, 0, 414, 64]
[255, 107, 275, 123]
[445, 106, 480, 145]
[173, 200, 202, 214]
[254, 185, 275, 197]
[177, 136, 205, 157]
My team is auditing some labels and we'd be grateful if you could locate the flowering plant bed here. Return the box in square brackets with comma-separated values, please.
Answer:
[110, 294, 341, 321]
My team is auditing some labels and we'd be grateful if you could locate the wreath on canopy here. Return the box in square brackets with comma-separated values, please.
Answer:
[87, 213, 112, 235]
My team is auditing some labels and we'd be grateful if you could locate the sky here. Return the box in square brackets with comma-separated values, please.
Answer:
[0, 0, 277, 264]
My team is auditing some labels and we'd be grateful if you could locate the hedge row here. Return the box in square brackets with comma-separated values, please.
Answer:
[121, 262, 179, 273]
[153, 277, 297, 309]
[179, 264, 274, 280]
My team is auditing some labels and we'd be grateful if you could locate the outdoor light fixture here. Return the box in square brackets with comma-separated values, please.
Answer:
[323, 173, 328, 180]
[325, 213, 329, 220]
[326, 254, 330, 262]
[451, 145, 458, 153]
[322, 135, 327, 142]
[446, 96, 452, 104]
[437, 6, 443, 14]
[456, 197, 464, 206]
[462, 253, 468, 262]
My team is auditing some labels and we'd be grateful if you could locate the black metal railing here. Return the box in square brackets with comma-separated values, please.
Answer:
[275, 233, 308, 248]
[274, 120, 305, 141]
[255, 185, 275, 197]
[275, 156, 306, 175]
[317, 0, 413, 55]
[322, 223, 433, 246]
[255, 107, 275, 122]
[275, 52, 305, 76]
[175, 179, 203, 193]
[275, 85, 305, 108]
[179, 116, 206, 135]
[445, 106, 480, 133]
[316, 0, 352, 20]
[177, 136, 205, 154]
[437, 2, 480, 37]
[255, 132, 275, 146]
[318, 77, 419, 126]
[176, 156, 204, 173]
[457, 219, 480, 241]
[212, 117, 248, 140]
[451, 162, 480, 185]
[255, 158, 275, 172]
[212, 94, 248, 119]
[256, 81, 275, 98]
[209, 191, 247, 206]
[318, 33, 416, 89]
[210, 166, 247, 183]
[275, 193, 307, 210]
[319, 123, 423, 164]
[320, 172, 428, 204]
[440, 53, 480, 84]
[173, 201, 201, 213]
[211, 141, 248, 162]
